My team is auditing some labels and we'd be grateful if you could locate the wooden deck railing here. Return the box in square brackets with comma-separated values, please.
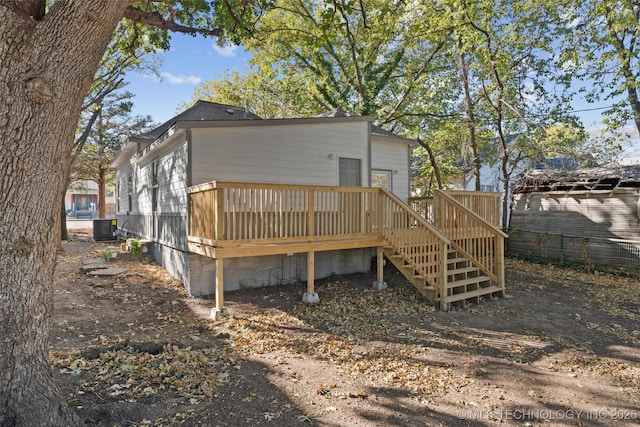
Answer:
[408, 196, 434, 222]
[434, 190, 507, 285]
[380, 190, 450, 294]
[188, 181, 380, 245]
[447, 191, 502, 228]
[410, 191, 501, 228]
[187, 182, 506, 298]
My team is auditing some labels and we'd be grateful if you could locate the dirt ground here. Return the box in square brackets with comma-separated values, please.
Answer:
[51, 229, 639, 426]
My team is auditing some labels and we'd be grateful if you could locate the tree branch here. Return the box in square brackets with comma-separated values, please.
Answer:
[123, 6, 222, 37]
[72, 106, 102, 163]
[416, 136, 443, 189]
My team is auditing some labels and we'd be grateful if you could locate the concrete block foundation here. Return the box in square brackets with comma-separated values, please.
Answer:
[151, 242, 374, 298]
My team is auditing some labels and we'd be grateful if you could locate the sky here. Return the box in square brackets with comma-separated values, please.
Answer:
[125, 33, 252, 125]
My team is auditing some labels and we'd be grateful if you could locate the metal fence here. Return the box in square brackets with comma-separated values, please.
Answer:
[506, 229, 640, 272]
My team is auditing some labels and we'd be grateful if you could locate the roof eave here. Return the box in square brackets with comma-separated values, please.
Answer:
[174, 115, 375, 130]
[371, 132, 418, 146]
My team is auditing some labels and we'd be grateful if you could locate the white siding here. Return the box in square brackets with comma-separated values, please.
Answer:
[115, 162, 135, 213]
[115, 141, 188, 215]
[135, 160, 152, 213]
[371, 138, 410, 201]
[115, 140, 189, 246]
[156, 142, 188, 214]
[191, 122, 369, 187]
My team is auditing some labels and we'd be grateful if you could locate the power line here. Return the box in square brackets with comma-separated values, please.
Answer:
[568, 105, 615, 114]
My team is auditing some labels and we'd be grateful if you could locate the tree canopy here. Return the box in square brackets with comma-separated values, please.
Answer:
[72, 91, 154, 218]
[558, 0, 640, 137]
[189, 0, 601, 198]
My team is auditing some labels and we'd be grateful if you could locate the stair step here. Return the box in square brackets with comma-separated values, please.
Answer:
[448, 266, 478, 275]
[384, 241, 502, 309]
[443, 286, 504, 303]
[447, 276, 492, 289]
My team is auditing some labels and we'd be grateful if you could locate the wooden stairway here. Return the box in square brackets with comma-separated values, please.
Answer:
[382, 245, 503, 310]
[381, 245, 438, 302]
[375, 189, 507, 310]
[443, 248, 503, 308]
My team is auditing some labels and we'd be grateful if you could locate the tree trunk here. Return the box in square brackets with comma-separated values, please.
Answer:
[416, 136, 443, 190]
[459, 51, 481, 191]
[0, 3, 128, 426]
[501, 165, 511, 230]
[60, 174, 73, 241]
[98, 173, 107, 219]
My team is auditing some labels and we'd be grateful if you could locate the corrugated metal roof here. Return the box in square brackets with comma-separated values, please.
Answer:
[515, 164, 640, 193]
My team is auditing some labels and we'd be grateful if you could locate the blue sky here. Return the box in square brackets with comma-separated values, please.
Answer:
[125, 33, 252, 125]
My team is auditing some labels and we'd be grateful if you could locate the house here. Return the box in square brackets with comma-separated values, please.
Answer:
[111, 102, 413, 292]
[65, 180, 98, 218]
[111, 101, 506, 314]
[65, 180, 116, 218]
[508, 164, 640, 269]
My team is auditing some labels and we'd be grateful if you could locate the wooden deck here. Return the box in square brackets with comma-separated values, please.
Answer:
[188, 181, 506, 315]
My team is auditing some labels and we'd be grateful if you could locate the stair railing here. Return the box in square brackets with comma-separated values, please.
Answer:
[379, 189, 451, 296]
[434, 190, 508, 288]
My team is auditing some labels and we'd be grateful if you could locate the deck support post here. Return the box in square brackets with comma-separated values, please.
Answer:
[372, 246, 387, 291]
[302, 250, 319, 303]
[211, 257, 228, 319]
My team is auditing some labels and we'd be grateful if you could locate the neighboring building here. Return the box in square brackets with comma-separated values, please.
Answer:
[65, 180, 98, 218]
[508, 164, 640, 268]
[111, 101, 415, 296]
[65, 180, 116, 218]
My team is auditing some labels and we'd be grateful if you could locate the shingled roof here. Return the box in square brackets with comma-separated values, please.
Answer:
[133, 100, 261, 141]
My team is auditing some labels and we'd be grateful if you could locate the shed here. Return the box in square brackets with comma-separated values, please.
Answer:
[508, 165, 640, 268]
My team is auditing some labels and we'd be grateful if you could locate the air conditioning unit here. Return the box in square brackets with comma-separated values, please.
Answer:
[93, 219, 118, 241]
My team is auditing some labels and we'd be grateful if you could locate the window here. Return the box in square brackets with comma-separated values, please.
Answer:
[151, 161, 158, 213]
[116, 183, 120, 212]
[372, 170, 392, 191]
[127, 175, 132, 212]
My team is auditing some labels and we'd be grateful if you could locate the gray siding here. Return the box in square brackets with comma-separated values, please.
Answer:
[510, 191, 640, 241]
[371, 139, 410, 201]
[115, 140, 189, 251]
[190, 122, 369, 187]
